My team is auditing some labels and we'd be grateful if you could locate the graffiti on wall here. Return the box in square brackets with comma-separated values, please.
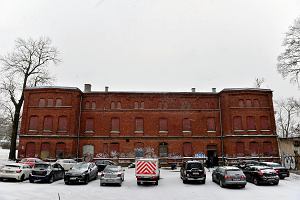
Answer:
[282, 154, 296, 169]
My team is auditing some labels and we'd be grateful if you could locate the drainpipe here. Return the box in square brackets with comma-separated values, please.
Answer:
[218, 94, 225, 165]
[76, 94, 82, 160]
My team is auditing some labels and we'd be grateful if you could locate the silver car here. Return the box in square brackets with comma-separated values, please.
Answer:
[56, 159, 77, 171]
[100, 165, 124, 186]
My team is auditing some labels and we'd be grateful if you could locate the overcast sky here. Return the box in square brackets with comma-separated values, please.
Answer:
[1, 0, 300, 99]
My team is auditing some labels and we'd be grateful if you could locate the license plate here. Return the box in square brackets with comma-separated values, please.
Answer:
[233, 179, 240, 181]
[70, 177, 77, 180]
[268, 179, 274, 181]
[193, 173, 199, 175]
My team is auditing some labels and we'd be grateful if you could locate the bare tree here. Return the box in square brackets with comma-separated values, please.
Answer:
[254, 77, 265, 88]
[277, 17, 300, 86]
[0, 37, 60, 160]
[275, 97, 300, 138]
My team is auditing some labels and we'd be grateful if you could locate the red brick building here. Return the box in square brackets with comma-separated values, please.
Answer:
[18, 85, 279, 163]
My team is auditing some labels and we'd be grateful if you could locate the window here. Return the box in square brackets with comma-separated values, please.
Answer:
[263, 142, 273, 156]
[103, 143, 109, 154]
[135, 118, 144, 132]
[56, 142, 66, 158]
[83, 144, 94, 156]
[159, 142, 168, 157]
[158, 102, 162, 109]
[253, 99, 260, 107]
[141, 102, 144, 109]
[207, 117, 216, 132]
[260, 116, 270, 130]
[182, 118, 191, 132]
[85, 118, 94, 132]
[135, 142, 144, 157]
[29, 116, 38, 131]
[43, 116, 53, 132]
[159, 118, 168, 132]
[56, 98, 62, 107]
[58, 116, 68, 132]
[134, 102, 139, 109]
[40, 142, 50, 160]
[117, 102, 121, 109]
[183, 142, 193, 157]
[246, 116, 256, 131]
[111, 118, 120, 133]
[47, 99, 54, 107]
[236, 142, 245, 156]
[39, 98, 46, 107]
[26, 142, 36, 158]
[249, 142, 259, 156]
[85, 101, 90, 109]
[233, 116, 243, 131]
[91, 101, 96, 110]
[111, 102, 116, 109]
[238, 99, 244, 107]
[110, 143, 120, 156]
[246, 99, 252, 107]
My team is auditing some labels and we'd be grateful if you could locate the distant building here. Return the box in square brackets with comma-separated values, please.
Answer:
[18, 85, 279, 163]
[278, 137, 300, 170]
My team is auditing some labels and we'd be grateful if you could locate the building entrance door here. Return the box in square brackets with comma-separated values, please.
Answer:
[207, 145, 218, 167]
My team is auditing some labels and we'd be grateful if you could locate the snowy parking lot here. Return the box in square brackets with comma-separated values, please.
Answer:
[1, 148, 300, 200]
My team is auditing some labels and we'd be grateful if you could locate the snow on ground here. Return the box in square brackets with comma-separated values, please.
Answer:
[0, 149, 300, 200]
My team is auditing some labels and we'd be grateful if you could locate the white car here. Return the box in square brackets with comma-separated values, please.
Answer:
[56, 159, 77, 171]
[0, 163, 32, 181]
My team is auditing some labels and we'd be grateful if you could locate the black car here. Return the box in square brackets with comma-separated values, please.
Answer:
[94, 160, 116, 172]
[212, 166, 247, 188]
[243, 165, 279, 185]
[259, 162, 290, 179]
[237, 160, 260, 169]
[64, 162, 98, 184]
[180, 160, 206, 184]
[29, 163, 64, 183]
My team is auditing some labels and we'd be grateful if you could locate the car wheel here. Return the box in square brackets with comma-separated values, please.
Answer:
[219, 180, 224, 188]
[253, 178, 259, 185]
[183, 179, 187, 184]
[29, 179, 34, 183]
[202, 179, 206, 184]
[154, 181, 158, 185]
[137, 181, 141, 185]
[274, 182, 279, 185]
[84, 175, 89, 184]
[240, 185, 245, 188]
[49, 175, 54, 183]
[65, 181, 69, 185]
[20, 174, 25, 182]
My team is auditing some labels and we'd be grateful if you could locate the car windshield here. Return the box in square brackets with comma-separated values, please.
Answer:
[34, 163, 50, 169]
[104, 166, 120, 172]
[73, 163, 89, 170]
[5, 165, 20, 169]
[226, 170, 243, 175]
[20, 158, 29, 162]
[186, 163, 202, 170]
[268, 163, 281, 167]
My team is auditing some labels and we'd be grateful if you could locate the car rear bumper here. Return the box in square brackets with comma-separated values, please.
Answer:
[258, 177, 279, 184]
[224, 180, 247, 186]
[136, 176, 159, 183]
[100, 177, 122, 184]
[64, 175, 86, 183]
[29, 175, 50, 182]
[0, 173, 21, 180]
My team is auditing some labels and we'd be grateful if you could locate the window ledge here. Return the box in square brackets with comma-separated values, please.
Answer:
[57, 131, 68, 133]
[234, 130, 245, 132]
[28, 130, 38, 132]
[207, 130, 216, 133]
[182, 131, 192, 133]
[159, 131, 168, 134]
[260, 130, 271, 132]
[110, 131, 120, 134]
[43, 130, 52, 133]
[134, 131, 144, 134]
[247, 130, 257, 132]
[84, 131, 95, 133]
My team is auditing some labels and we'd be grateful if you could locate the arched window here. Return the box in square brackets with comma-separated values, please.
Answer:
[25, 142, 36, 157]
[249, 142, 259, 156]
[263, 142, 273, 156]
[58, 116, 68, 132]
[111, 101, 116, 109]
[117, 102, 121, 109]
[47, 98, 54, 107]
[238, 99, 244, 107]
[29, 116, 38, 131]
[134, 102, 139, 109]
[40, 142, 50, 160]
[246, 99, 252, 107]
[140, 102, 144, 109]
[91, 101, 96, 110]
[43, 116, 53, 132]
[253, 99, 260, 107]
[39, 98, 46, 107]
[183, 142, 193, 157]
[236, 142, 245, 156]
[55, 98, 62, 107]
[56, 142, 66, 158]
[85, 101, 90, 109]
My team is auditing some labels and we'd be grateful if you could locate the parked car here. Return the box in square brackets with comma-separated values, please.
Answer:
[19, 158, 44, 168]
[0, 163, 32, 181]
[136, 158, 160, 185]
[29, 162, 64, 183]
[128, 163, 135, 168]
[259, 162, 290, 179]
[64, 162, 98, 184]
[180, 160, 206, 184]
[237, 160, 260, 169]
[94, 160, 116, 172]
[56, 159, 77, 171]
[100, 165, 124, 186]
[243, 165, 279, 185]
[212, 166, 247, 188]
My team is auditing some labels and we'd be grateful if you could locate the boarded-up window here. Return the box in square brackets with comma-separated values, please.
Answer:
[85, 101, 90, 109]
[117, 102, 121, 109]
[249, 142, 259, 156]
[40, 142, 50, 160]
[134, 102, 139, 109]
[246, 99, 252, 107]
[111, 102, 115, 109]
[29, 116, 38, 131]
[207, 117, 216, 131]
[58, 116, 68, 132]
[135, 142, 144, 157]
[263, 142, 273, 156]
[43, 116, 53, 131]
[39, 98, 46, 107]
[91, 101, 96, 110]
[83, 144, 94, 156]
[26, 142, 36, 157]
[85, 118, 94, 132]
[47, 99, 54, 107]
[253, 99, 260, 107]
[56, 142, 66, 158]
[246, 116, 256, 130]
[238, 99, 244, 107]
[111, 118, 120, 132]
[260, 116, 270, 130]
[135, 118, 144, 132]
[159, 118, 168, 131]
[236, 142, 245, 156]
[110, 143, 120, 154]
[56, 98, 62, 107]
[233, 116, 243, 131]
[183, 118, 191, 132]
[159, 142, 168, 157]
[183, 142, 193, 157]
